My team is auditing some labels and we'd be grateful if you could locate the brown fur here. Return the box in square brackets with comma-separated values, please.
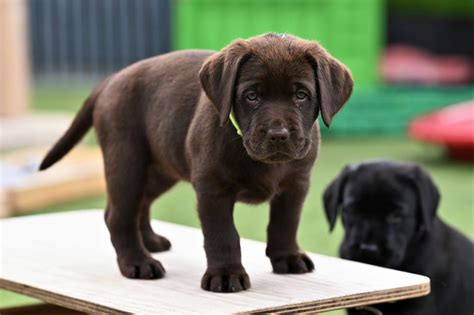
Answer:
[40, 33, 353, 292]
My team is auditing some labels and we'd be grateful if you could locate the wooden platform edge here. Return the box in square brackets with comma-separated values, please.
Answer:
[247, 282, 431, 314]
[0, 279, 124, 314]
[0, 276, 430, 314]
[0, 303, 85, 315]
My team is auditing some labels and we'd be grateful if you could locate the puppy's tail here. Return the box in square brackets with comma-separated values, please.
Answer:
[39, 77, 110, 171]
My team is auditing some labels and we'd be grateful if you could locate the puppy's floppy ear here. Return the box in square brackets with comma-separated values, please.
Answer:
[410, 165, 440, 233]
[199, 40, 250, 126]
[323, 166, 352, 232]
[305, 43, 353, 128]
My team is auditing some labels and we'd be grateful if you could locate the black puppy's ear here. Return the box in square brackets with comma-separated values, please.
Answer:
[199, 40, 250, 126]
[410, 165, 440, 233]
[323, 166, 352, 232]
[305, 43, 354, 128]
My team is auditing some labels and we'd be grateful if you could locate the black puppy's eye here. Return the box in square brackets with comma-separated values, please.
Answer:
[246, 91, 258, 102]
[295, 90, 308, 100]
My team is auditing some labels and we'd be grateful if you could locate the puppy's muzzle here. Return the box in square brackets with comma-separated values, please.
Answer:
[359, 243, 380, 254]
[341, 241, 384, 265]
[243, 121, 310, 163]
[266, 126, 290, 145]
[261, 125, 307, 162]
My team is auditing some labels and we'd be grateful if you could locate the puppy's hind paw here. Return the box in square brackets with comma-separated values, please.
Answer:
[270, 253, 315, 274]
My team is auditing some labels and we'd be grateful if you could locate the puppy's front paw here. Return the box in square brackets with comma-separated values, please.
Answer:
[118, 255, 165, 279]
[270, 253, 315, 274]
[201, 265, 251, 293]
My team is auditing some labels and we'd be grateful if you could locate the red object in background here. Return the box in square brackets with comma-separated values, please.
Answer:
[382, 45, 473, 85]
[409, 101, 474, 162]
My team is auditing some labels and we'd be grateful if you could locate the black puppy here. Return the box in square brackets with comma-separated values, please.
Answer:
[323, 160, 474, 315]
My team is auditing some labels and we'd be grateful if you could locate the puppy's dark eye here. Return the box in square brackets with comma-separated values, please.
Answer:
[246, 91, 258, 102]
[295, 90, 308, 100]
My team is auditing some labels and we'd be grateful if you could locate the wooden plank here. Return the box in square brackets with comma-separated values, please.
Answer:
[0, 211, 430, 314]
[0, 303, 85, 315]
[0, 188, 13, 217]
[1, 147, 105, 215]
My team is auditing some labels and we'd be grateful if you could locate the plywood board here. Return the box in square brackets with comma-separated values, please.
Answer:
[1, 147, 105, 216]
[0, 211, 430, 314]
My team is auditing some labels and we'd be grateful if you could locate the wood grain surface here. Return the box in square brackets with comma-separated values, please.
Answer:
[0, 211, 430, 314]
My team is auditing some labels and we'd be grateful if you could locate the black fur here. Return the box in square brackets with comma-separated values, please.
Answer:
[323, 160, 474, 315]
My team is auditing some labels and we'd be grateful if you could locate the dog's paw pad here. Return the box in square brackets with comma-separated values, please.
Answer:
[142, 233, 171, 253]
[118, 257, 165, 279]
[271, 253, 315, 274]
[201, 266, 251, 293]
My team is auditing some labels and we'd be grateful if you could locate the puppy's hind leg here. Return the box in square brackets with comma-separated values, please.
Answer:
[140, 175, 176, 253]
[102, 141, 165, 280]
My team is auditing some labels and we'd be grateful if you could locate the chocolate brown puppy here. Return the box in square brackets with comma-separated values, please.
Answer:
[40, 33, 353, 292]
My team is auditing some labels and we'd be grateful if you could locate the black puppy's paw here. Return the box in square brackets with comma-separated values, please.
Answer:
[201, 265, 251, 293]
[271, 253, 315, 274]
[142, 233, 171, 253]
[118, 255, 165, 279]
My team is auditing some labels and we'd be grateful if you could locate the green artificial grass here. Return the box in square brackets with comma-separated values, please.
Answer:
[2, 87, 472, 313]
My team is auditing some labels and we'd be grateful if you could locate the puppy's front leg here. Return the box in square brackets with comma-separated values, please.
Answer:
[197, 191, 250, 292]
[266, 181, 315, 274]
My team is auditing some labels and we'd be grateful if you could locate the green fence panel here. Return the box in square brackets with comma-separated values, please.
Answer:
[173, 0, 383, 86]
[320, 85, 474, 136]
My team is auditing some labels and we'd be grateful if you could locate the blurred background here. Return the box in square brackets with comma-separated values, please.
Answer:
[1, 0, 473, 312]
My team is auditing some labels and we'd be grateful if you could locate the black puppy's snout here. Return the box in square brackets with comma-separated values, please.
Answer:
[267, 127, 290, 143]
[359, 243, 380, 254]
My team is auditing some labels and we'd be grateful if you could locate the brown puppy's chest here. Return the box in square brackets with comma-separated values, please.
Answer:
[237, 135, 319, 205]
[236, 186, 275, 204]
[233, 165, 301, 204]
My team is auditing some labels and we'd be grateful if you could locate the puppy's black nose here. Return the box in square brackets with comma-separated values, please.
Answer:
[267, 127, 289, 143]
[359, 243, 379, 254]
